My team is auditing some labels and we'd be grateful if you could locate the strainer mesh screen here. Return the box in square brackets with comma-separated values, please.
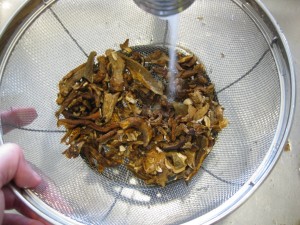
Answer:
[0, 0, 281, 224]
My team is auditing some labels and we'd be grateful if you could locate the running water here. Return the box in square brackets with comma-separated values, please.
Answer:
[160, 14, 179, 102]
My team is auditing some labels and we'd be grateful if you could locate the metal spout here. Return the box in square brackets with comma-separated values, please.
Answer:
[133, 0, 195, 17]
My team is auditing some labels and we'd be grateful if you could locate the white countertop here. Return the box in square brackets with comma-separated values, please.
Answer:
[1, 0, 299, 224]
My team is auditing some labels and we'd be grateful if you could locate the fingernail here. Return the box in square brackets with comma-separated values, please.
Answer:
[32, 170, 42, 183]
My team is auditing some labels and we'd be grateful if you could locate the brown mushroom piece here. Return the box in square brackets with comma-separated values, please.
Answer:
[106, 50, 125, 92]
[57, 63, 86, 99]
[56, 40, 228, 187]
[147, 50, 169, 66]
[178, 70, 198, 79]
[193, 103, 210, 121]
[118, 53, 164, 95]
[142, 148, 166, 175]
[160, 138, 186, 151]
[96, 55, 108, 83]
[84, 51, 97, 83]
[102, 92, 120, 123]
[178, 55, 194, 64]
[184, 149, 208, 181]
[119, 117, 153, 147]
[184, 150, 196, 169]
[120, 39, 133, 54]
[165, 152, 187, 174]
[172, 102, 188, 117]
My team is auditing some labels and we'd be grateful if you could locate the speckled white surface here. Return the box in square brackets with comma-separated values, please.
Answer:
[1, 0, 299, 224]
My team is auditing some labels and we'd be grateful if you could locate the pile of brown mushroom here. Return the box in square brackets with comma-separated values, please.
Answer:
[56, 40, 228, 186]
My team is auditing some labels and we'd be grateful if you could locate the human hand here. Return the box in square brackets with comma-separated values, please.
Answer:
[0, 108, 49, 225]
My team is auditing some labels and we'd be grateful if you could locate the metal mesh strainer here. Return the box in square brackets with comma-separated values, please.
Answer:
[0, 0, 295, 224]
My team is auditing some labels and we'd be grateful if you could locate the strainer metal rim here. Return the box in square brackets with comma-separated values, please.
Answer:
[185, 0, 296, 224]
[0, 0, 296, 224]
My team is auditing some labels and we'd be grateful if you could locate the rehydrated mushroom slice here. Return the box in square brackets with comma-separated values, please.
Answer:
[178, 54, 195, 64]
[172, 102, 188, 116]
[106, 49, 125, 92]
[143, 148, 166, 175]
[193, 103, 210, 121]
[84, 51, 97, 83]
[184, 150, 196, 169]
[119, 117, 153, 147]
[120, 39, 133, 54]
[178, 70, 198, 79]
[189, 89, 206, 105]
[119, 53, 164, 96]
[56, 40, 228, 187]
[165, 152, 187, 174]
[147, 50, 169, 66]
[57, 63, 86, 99]
[160, 138, 186, 151]
[102, 92, 120, 123]
[185, 149, 208, 181]
[97, 130, 117, 144]
[96, 55, 108, 83]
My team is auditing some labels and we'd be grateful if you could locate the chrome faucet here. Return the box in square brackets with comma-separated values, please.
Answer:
[133, 0, 195, 17]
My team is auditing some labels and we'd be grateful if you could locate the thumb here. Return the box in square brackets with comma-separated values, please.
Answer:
[1, 108, 38, 134]
[0, 143, 41, 188]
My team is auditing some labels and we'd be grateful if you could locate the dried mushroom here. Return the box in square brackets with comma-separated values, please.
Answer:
[56, 39, 228, 187]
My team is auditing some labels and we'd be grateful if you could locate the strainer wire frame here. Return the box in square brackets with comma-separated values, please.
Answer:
[0, 0, 296, 224]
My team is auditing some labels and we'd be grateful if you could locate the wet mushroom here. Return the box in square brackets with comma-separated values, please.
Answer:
[56, 40, 227, 187]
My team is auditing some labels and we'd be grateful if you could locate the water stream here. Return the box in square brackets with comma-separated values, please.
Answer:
[160, 14, 179, 101]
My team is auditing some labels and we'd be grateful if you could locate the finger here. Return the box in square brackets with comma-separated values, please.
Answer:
[2, 186, 15, 210]
[0, 143, 41, 188]
[1, 108, 38, 134]
[2, 187, 51, 225]
[3, 186, 41, 217]
[3, 213, 45, 225]
[3, 168, 73, 221]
